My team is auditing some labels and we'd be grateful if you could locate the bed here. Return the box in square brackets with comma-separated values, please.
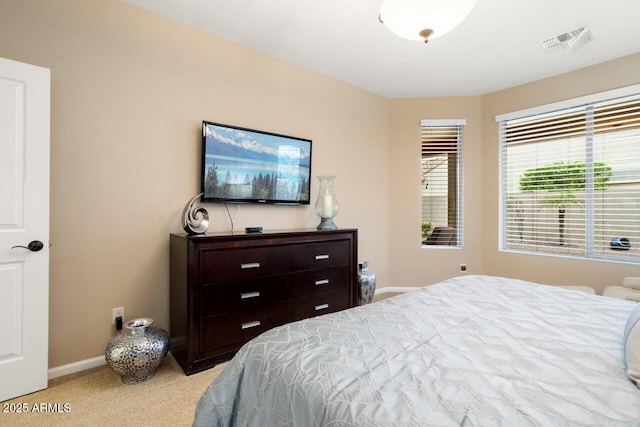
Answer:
[193, 275, 640, 426]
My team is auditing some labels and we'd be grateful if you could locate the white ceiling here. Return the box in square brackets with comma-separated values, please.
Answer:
[123, 0, 640, 98]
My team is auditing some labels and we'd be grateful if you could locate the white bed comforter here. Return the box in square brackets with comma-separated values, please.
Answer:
[194, 275, 640, 426]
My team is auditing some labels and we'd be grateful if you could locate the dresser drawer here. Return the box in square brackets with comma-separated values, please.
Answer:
[288, 241, 351, 271]
[289, 266, 349, 298]
[290, 290, 350, 321]
[200, 276, 290, 317]
[200, 246, 288, 284]
[170, 229, 358, 374]
[201, 303, 288, 352]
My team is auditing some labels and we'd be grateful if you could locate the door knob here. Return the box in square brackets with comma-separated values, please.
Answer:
[11, 240, 45, 252]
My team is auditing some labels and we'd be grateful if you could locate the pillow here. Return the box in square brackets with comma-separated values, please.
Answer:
[623, 277, 640, 290]
[625, 293, 640, 302]
[624, 304, 640, 386]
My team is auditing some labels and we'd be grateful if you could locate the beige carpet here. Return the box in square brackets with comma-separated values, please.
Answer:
[1, 353, 225, 426]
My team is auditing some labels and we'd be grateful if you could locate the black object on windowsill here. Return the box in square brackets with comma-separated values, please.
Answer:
[611, 237, 631, 250]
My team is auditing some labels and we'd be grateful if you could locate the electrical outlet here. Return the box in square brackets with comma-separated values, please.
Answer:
[112, 307, 125, 325]
[460, 264, 467, 272]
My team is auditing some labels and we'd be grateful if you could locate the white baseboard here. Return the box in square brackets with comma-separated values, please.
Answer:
[375, 286, 419, 294]
[48, 355, 106, 380]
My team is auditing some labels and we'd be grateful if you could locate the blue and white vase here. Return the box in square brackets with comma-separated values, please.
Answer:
[358, 261, 376, 305]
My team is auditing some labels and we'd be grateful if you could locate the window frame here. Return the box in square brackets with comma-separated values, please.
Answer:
[497, 83, 640, 263]
[421, 119, 465, 249]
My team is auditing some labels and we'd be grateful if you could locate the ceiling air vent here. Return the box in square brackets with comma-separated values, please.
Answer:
[539, 27, 592, 53]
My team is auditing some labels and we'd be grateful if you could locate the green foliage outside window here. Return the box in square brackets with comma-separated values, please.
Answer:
[519, 161, 612, 245]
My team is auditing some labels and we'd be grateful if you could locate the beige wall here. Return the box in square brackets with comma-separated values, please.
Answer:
[480, 54, 640, 293]
[0, 0, 389, 368]
[3, 0, 640, 370]
[388, 97, 484, 285]
[387, 53, 640, 292]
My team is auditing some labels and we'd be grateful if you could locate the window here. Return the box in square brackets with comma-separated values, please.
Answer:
[498, 86, 640, 263]
[421, 119, 465, 247]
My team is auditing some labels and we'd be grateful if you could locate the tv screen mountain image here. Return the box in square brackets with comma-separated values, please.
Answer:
[202, 121, 312, 204]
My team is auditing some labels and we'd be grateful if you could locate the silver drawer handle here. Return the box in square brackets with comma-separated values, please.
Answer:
[315, 254, 329, 260]
[241, 321, 261, 330]
[315, 279, 329, 286]
[315, 303, 329, 311]
[240, 291, 261, 299]
[241, 262, 261, 269]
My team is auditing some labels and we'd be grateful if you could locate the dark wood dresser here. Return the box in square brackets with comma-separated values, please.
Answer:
[169, 228, 358, 374]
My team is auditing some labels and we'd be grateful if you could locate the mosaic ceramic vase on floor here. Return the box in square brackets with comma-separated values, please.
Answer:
[358, 261, 376, 305]
[105, 318, 169, 384]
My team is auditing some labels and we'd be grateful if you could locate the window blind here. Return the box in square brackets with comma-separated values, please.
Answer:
[421, 120, 464, 247]
[499, 92, 640, 262]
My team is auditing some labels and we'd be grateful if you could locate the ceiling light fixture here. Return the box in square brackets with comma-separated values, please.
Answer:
[379, 0, 478, 44]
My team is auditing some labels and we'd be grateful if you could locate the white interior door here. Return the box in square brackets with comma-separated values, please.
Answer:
[0, 57, 50, 401]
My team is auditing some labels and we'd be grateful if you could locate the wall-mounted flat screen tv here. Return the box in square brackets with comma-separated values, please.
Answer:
[202, 121, 312, 204]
